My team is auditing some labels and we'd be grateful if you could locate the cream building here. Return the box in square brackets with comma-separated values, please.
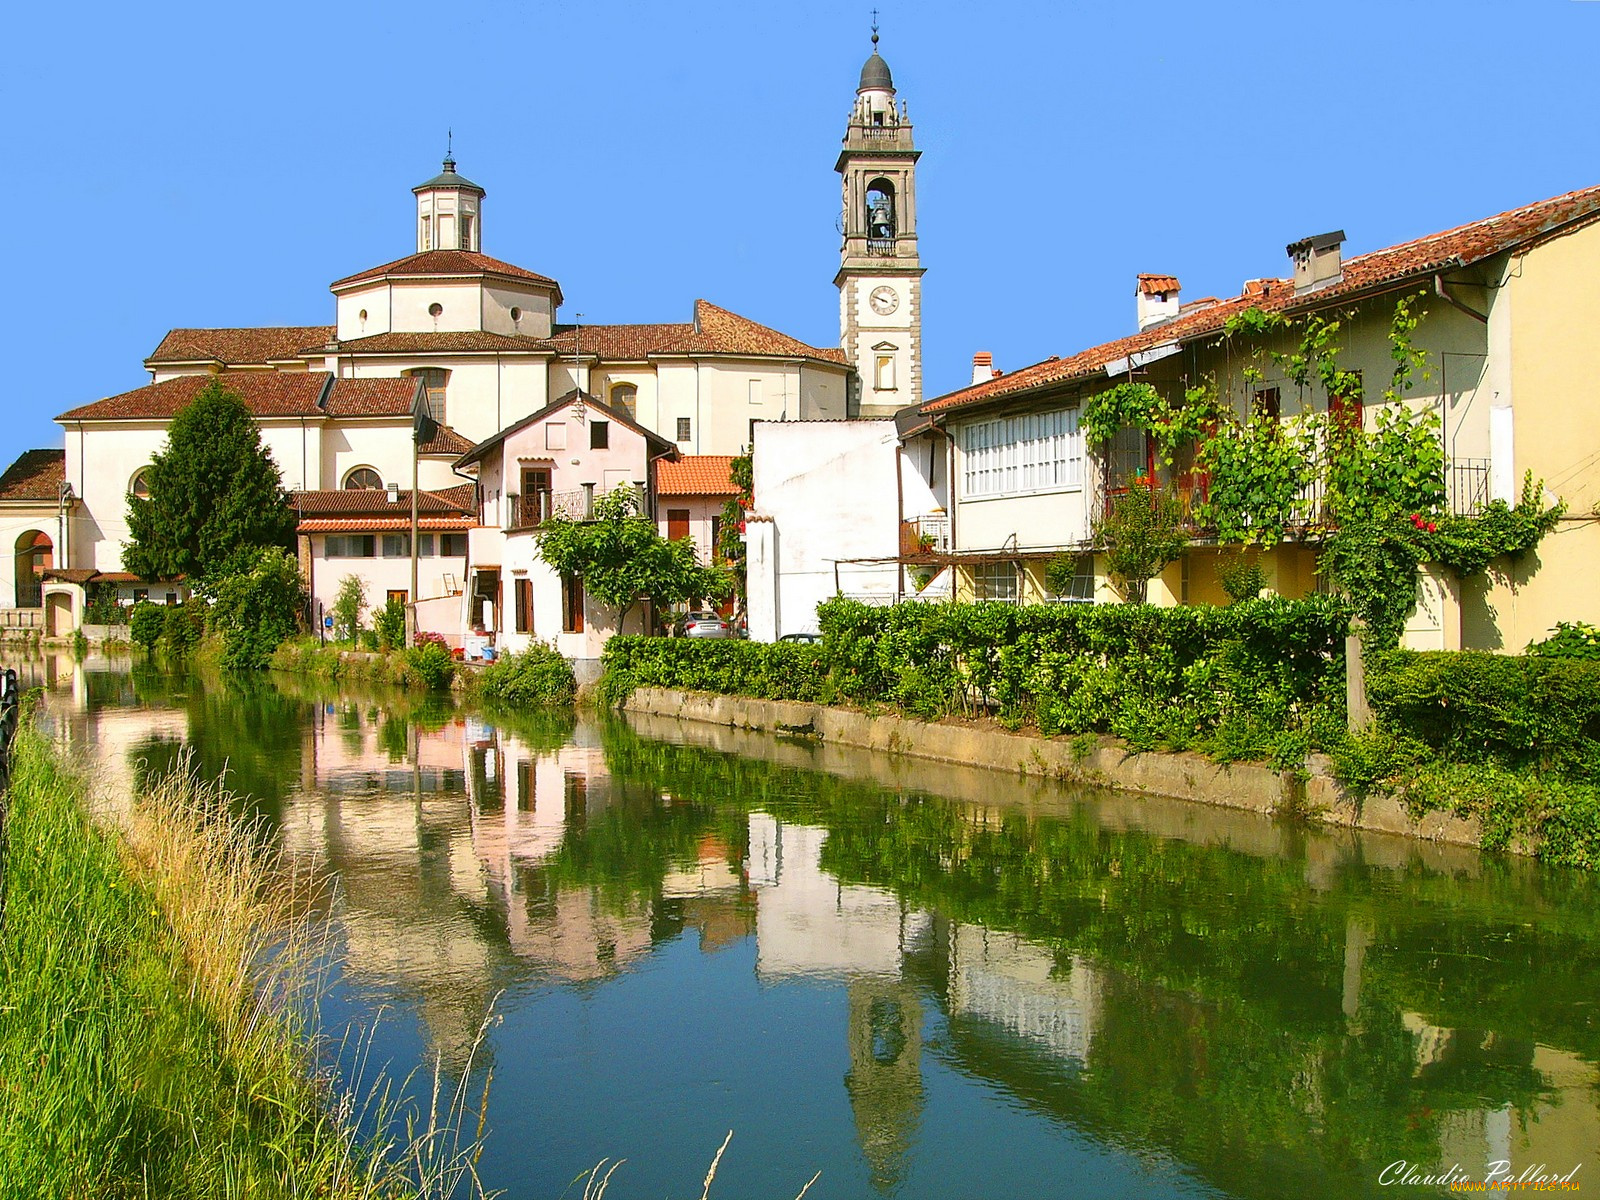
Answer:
[916, 185, 1600, 651]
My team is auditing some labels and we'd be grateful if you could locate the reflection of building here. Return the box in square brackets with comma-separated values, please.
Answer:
[948, 927, 1102, 1064]
[747, 813, 927, 980]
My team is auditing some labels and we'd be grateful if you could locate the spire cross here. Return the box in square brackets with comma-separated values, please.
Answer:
[870, 9, 879, 47]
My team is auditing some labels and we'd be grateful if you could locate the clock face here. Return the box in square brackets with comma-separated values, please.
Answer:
[869, 285, 899, 316]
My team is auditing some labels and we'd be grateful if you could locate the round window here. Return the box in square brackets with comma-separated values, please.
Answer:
[428, 302, 443, 317]
[510, 306, 521, 322]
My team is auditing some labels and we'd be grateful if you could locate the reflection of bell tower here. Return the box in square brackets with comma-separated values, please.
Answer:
[843, 978, 924, 1193]
[836, 20, 924, 419]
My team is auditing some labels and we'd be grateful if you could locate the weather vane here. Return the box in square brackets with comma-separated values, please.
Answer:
[871, 9, 879, 47]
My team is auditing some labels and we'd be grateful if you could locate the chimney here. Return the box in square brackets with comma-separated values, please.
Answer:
[1287, 231, 1345, 294]
[386, 482, 400, 504]
[1136, 275, 1181, 330]
[971, 351, 994, 386]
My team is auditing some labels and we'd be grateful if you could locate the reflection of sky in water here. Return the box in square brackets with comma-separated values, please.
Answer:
[42, 655, 1600, 1200]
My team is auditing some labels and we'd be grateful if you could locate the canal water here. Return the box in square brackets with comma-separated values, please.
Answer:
[31, 654, 1600, 1199]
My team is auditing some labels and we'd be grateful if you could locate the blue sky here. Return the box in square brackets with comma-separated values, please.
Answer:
[6, 0, 1599, 469]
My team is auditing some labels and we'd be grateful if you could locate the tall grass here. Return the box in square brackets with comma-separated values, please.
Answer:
[0, 715, 496, 1199]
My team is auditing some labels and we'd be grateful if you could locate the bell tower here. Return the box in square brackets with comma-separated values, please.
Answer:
[836, 21, 924, 418]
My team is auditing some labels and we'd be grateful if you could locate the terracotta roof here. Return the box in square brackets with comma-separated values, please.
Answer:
[541, 300, 846, 365]
[1137, 274, 1180, 295]
[292, 483, 475, 516]
[0, 449, 65, 502]
[58, 371, 333, 421]
[541, 321, 695, 361]
[329, 249, 562, 296]
[925, 181, 1600, 416]
[656, 455, 739, 496]
[419, 425, 475, 456]
[56, 372, 421, 422]
[320, 330, 551, 356]
[147, 325, 334, 365]
[41, 568, 98, 584]
[297, 517, 475, 533]
[322, 377, 422, 417]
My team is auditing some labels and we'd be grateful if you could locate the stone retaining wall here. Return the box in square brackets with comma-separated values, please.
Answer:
[622, 687, 1490, 851]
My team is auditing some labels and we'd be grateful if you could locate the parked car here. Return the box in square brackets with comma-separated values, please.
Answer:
[678, 610, 735, 639]
[777, 632, 821, 644]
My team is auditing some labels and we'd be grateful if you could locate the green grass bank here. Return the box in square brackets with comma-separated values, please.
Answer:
[0, 717, 491, 1198]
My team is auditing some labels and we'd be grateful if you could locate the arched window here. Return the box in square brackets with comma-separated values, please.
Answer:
[865, 178, 896, 245]
[403, 367, 450, 422]
[129, 468, 152, 499]
[609, 382, 638, 417]
[343, 466, 384, 490]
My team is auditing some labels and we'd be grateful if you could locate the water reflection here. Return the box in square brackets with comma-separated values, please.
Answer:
[34, 655, 1600, 1199]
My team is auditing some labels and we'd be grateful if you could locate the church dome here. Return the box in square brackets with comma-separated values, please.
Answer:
[857, 51, 893, 93]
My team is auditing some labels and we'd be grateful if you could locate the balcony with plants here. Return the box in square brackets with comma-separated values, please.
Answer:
[1079, 296, 1564, 646]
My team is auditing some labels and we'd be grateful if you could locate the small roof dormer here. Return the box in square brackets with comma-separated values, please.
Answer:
[413, 149, 486, 253]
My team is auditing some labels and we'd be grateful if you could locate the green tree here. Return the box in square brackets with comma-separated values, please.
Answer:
[124, 382, 296, 583]
[129, 602, 164, 653]
[331, 574, 367, 645]
[373, 598, 406, 651]
[1094, 478, 1189, 604]
[211, 547, 306, 670]
[539, 486, 730, 633]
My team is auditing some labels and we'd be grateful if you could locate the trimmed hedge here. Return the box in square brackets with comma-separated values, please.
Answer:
[600, 637, 830, 706]
[817, 595, 1350, 746]
[603, 596, 1350, 755]
[1367, 650, 1600, 785]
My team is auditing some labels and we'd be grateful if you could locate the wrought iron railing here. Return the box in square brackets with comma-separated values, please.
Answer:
[1447, 458, 1491, 516]
[511, 488, 593, 530]
[866, 237, 896, 255]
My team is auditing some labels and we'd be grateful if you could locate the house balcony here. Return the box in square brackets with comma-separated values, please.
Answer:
[899, 514, 951, 559]
[507, 488, 594, 531]
[1097, 458, 1492, 537]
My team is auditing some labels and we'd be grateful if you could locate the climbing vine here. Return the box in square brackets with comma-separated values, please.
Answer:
[1077, 294, 1563, 643]
[716, 453, 753, 602]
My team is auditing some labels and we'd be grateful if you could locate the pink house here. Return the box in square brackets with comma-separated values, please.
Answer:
[454, 390, 675, 663]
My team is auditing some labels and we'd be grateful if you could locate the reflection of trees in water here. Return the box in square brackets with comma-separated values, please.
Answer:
[592, 720, 1600, 1198]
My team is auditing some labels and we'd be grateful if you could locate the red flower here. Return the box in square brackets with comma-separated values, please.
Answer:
[1427, 522, 1437, 533]
[737, 520, 747, 534]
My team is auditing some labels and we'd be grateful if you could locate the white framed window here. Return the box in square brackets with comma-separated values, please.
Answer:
[419, 217, 432, 250]
[959, 407, 1083, 499]
[748, 379, 763, 405]
[973, 563, 1019, 603]
[343, 466, 383, 490]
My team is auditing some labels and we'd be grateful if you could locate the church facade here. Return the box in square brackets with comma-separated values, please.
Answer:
[1, 36, 927, 639]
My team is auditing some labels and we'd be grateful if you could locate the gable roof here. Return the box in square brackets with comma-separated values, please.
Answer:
[56, 372, 422, 422]
[0, 449, 66, 502]
[925, 181, 1600, 416]
[655, 455, 739, 497]
[541, 300, 846, 366]
[455, 389, 675, 468]
[329, 249, 562, 301]
[146, 325, 335, 366]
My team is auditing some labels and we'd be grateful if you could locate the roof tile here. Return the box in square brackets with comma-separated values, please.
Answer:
[656, 455, 739, 496]
[292, 483, 475, 516]
[0, 449, 65, 502]
[926, 182, 1600, 415]
[330, 249, 560, 292]
[147, 325, 334, 365]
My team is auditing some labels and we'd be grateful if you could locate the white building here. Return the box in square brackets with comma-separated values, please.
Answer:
[4, 36, 933, 654]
